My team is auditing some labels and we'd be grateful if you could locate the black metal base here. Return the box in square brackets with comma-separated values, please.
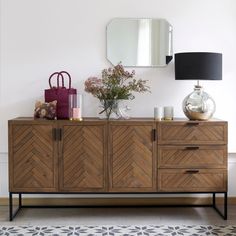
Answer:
[9, 193, 22, 222]
[9, 192, 228, 221]
[212, 192, 227, 220]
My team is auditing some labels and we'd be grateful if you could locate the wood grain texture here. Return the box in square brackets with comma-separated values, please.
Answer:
[158, 121, 228, 193]
[158, 121, 227, 145]
[8, 118, 228, 195]
[59, 123, 107, 192]
[109, 122, 156, 192]
[158, 145, 227, 169]
[158, 169, 227, 192]
[9, 123, 57, 192]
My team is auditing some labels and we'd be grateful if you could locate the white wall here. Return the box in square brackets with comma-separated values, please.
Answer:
[0, 0, 236, 197]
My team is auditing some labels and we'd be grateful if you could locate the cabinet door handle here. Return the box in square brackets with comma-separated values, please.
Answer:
[58, 128, 62, 141]
[185, 170, 199, 174]
[52, 128, 57, 141]
[55, 128, 62, 141]
[152, 129, 157, 141]
[184, 146, 199, 150]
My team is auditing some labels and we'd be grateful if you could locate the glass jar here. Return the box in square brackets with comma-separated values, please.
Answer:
[69, 94, 83, 121]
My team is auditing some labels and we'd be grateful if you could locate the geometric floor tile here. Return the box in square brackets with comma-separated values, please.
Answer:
[1, 225, 236, 236]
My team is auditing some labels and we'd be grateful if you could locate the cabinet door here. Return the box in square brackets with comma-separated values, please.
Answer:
[9, 123, 57, 192]
[109, 122, 156, 192]
[59, 123, 106, 192]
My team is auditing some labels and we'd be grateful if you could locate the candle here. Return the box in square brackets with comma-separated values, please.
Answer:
[164, 106, 174, 120]
[154, 107, 163, 120]
[73, 108, 81, 119]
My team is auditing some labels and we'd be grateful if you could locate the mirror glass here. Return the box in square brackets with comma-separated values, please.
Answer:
[107, 18, 173, 67]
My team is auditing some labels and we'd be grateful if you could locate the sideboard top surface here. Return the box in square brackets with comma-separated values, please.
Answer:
[9, 117, 226, 123]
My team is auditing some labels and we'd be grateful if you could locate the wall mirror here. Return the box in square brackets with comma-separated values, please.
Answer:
[106, 18, 173, 67]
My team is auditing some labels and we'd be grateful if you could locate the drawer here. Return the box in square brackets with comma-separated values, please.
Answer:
[158, 121, 227, 145]
[158, 145, 227, 169]
[158, 169, 227, 192]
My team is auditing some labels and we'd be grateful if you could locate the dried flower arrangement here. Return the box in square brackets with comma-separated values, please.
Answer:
[84, 63, 150, 119]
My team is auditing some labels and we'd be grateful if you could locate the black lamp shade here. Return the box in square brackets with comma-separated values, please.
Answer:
[175, 52, 222, 80]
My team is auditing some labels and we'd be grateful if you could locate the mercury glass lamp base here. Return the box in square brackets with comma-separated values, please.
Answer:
[183, 85, 216, 121]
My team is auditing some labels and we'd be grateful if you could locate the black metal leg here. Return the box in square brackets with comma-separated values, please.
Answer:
[212, 192, 227, 220]
[19, 193, 22, 208]
[9, 192, 13, 221]
[9, 193, 22, 221]
[8, 192, 228, 221]
[224, 192, 228, 220]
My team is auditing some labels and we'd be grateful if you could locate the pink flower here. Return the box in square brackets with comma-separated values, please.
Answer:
[84, 63, 150, 101]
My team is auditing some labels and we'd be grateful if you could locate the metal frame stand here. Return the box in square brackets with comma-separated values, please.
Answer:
[212, 192, 227, 220]
[9, 192, 228, 221]
[9, 193, 22, 221]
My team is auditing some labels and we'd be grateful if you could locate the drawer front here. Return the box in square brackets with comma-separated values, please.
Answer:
[158, 169, 227, 192]
[158, 122, 227, 145]
[158, 145, 227, 169]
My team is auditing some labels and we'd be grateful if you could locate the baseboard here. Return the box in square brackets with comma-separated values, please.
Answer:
[0, 197, 235, 206]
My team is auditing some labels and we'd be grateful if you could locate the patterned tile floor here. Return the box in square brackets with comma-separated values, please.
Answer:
[0, 206, 236, 235]
[1, 225, 236, 235]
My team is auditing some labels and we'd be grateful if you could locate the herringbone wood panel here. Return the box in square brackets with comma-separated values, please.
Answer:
[11, 125, 56, 191]
[61, 125, 105, 191]
[9, 118, 227, 195]
[158, 169, 227, 192]
[159, 123, 226, 144]
[110, 125, 154, 191]
[158, 146, 227, 168]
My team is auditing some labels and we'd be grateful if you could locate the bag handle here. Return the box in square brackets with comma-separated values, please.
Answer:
[49, 72, 64, 89]
[59, 71, 72, 89]
[48, 71, 73, 89]
[48, 71, 72, 89]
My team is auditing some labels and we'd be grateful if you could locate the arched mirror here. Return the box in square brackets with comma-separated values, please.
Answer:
[106, 18, 173, 67]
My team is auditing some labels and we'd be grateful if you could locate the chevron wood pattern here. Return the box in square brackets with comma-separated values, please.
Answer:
[159, 122, 227, 145]
[109, 124, 155, 192]
[10, 124, 56, 191]
[158, 145, 227, 168]
[158, 169, 227, 192]
[60, 124, 105, 191]
[9, 118, 227, 197]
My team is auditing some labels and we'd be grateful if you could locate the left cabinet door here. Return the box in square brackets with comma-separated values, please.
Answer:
[9, 122, 58, 192]
[59, 122, 107, 192]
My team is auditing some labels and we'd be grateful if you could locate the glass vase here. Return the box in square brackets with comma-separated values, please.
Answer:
[98, 99, 130, 120]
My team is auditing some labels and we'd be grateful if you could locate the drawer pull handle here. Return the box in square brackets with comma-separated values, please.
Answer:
[185, 170, 199, 174]
[185, 146, 199, 150]
[186, 122, 199, 126]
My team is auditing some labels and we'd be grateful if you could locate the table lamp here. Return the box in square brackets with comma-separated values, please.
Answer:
[175, 52, 222, 120]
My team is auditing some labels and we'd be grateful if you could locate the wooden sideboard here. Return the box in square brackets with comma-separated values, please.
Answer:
[8, 117, 228, 220]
